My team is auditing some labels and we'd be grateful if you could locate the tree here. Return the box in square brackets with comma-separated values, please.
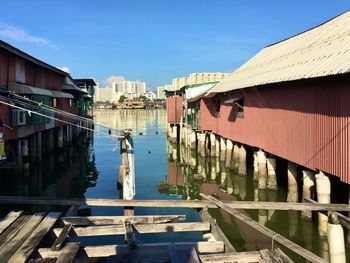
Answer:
[138, 95, 150, 102]
[118, 95, 127, 103]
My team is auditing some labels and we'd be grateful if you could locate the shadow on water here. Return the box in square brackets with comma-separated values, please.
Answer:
[160, 140, 350, 262]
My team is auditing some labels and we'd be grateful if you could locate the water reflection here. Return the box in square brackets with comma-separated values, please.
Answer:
[161, 140, 349, 261]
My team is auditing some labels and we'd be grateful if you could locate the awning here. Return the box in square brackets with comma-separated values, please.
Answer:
[83, 94, 92, 100]
[9, 82, 74, 99]
[185, 83, 217, 102]
[61, 84, 88, 94]
[51, 90, 74, 99]
[9, 82, 52, 97]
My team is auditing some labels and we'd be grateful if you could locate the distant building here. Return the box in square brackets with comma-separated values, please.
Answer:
[172, 72, 230, 90]
[157, 85, 171, 99]
[143, 91, 156, 101]
[112, 80, 146, 98]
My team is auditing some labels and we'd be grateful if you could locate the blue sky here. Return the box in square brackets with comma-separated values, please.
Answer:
[0, 1, 349, 90]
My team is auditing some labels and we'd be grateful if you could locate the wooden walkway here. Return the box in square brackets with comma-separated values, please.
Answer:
[0, 195, 345, 262]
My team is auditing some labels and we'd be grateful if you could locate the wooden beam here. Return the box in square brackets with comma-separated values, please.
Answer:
[124, 220, 137, 249]
[55, 242, 80, 263]
[201, 194, 327, 263]
[53, 222, 210, 237]
[64, 206, 79, 217]
[199, 209, 236, 253]
[61, 215, 186, 226]
[51, 224, 73, 251]
[200, 251, 261, 263]
[0, 196, 215, 208]
[304, 197, 350, 229]
[0, 211, 23, 235]
[0, 213, 46, 263]
[8, 212, 61, 263]
[1, 196, 349, 211]
[39, 241, 224, 258]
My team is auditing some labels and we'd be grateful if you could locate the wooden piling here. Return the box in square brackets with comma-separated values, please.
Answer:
[225, 140, 233, 168]
[302, 170, 315, 220]
[220, 137, 226, 162]
[209, 133, 216, 157]
[253, 151, 258, 180]
[316, 172, 331, 238]
[233, 144, 240, 170]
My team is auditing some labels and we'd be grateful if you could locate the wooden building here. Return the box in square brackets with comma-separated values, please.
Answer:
[197, 11, 350, 184]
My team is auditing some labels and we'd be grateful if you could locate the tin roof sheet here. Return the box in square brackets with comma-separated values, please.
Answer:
[207, 10, 350, 96]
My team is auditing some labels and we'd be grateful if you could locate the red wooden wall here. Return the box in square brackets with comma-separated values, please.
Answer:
[166, 95, 182, 124]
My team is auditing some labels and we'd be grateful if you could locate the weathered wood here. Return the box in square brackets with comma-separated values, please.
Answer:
[124, 220, 137, 249]
[0, 213, 45, 262]
[304, 197, 350, 229]
[8, 212, 61, 263]
[61, 215, 186, 226]
[39, 241, 224, 258]
[0, 196, 215, 208]
[65, 206, 79, 217]
[55, 242, 80, 263]
[51, 224, 73, 251]
[0, 211, 23, 235]
[0, 215, 31, 245]
[53, 222, 210, 237]
[1, 195, 349, 211]
[201, 194, 327, 263]
[200, 251, 261, 263]
[28, 258, 56, 263]
[199, 209, 236, 253]
[188, 247, 201, 263]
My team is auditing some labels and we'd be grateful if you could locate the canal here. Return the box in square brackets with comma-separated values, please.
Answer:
[0, 109, 349, 262]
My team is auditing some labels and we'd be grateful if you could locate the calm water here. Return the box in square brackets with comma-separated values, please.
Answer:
[0, 109, 349, 261]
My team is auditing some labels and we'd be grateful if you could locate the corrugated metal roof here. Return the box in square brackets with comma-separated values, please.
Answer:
[207, 10, 350, 96]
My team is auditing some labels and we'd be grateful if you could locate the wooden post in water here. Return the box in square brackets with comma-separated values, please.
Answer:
[119, 132, 135, 217]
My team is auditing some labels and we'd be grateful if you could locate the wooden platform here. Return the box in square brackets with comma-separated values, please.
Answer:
[0, 195, 338, 262]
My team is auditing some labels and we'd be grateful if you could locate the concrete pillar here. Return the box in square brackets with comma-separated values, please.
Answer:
[199, 133, 206, 158]
[238, 145, 247, 175]
[36, 132, 42, 162]
[253, 151, 258, 180]
[266, 158, 277, 190]
[215, 136, 220, 158]
[16, 139, 23, 165]
[258, 190, 267, 225]
[172, 146, 177, 161]
[58, 126, 64, 148]
[210, 161, 216, 180]
[170, 125, 177, 143]
[225, 169, 233, 195]
[237, 175, 247, 199]
[287, 162, 298, 202]
[289, 210, 299, 238]
[190, 130, 196, 150]
[328, 213, 346, 263]
[257, 150, 267, 189]
[210, 133, 216, 157]
[302, 170, 315, 220]
[267, 190, 278, 222]
[220, 137, 226, 162]
[233, 144, 240, 170]
[225, 140, 233, 168]
[316, 172, 331, 238]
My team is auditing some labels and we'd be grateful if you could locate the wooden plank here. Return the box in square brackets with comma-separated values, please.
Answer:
[64, 206, 79, 217]
[1, 195, 350, 211]
[61, 215, 186, 225]
[39, 241, 225, 258]
[0, 211, 23, 235]
[304, 197, 350, 229]
[0, 213, 45, 262]
[0, 215, 31, 245]
[53, 222, 210, 237]
[56, 242, 80, 263]
[0, 196, 215, 208]
[201, 194, 327, 263]
[51, 224, 73, 251]
[124, 220, 137, 249]
[8, 212, 61, 263]
[200, 251, 262, 263]
[199, 209, 236, 253]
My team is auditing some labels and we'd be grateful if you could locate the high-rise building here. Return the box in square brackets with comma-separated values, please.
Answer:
[171, 72, 231, 90]
[157, 85, 171, 99]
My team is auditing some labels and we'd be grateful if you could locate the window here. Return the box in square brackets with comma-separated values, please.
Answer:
[236, 98, 244, 118]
